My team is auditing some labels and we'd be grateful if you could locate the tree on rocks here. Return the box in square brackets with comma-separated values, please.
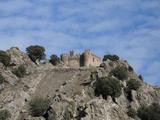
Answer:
[110, 66, 128, 80]
[26, 45, 45, 63]
[94, 77, 122, 99]
[50, 54, 60, 66]
[0, 50, 11, 67]
[103, 54, 119, 61]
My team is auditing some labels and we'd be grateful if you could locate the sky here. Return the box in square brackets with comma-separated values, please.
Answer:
[0, 0, 160, 86]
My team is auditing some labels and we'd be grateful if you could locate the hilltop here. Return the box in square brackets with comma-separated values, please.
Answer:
[0, 46, 160, 120]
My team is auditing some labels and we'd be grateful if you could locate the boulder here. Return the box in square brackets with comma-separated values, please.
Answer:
[0, 84, 4, 91]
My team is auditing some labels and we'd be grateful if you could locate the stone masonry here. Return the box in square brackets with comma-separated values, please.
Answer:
[61, 49, 101, 68]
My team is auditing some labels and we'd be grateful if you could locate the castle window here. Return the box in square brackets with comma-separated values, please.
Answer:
[93, 58, 95, 62]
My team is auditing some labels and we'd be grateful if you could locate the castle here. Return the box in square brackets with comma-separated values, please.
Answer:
[60, 49, 101, 68]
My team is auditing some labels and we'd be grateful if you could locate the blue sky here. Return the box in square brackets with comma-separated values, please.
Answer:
[0, 0, 160, 86]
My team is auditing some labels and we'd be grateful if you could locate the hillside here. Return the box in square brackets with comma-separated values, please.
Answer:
[0, 47, 160, 120]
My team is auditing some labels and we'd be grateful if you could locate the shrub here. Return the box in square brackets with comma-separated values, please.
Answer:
[29, 97, 51, 117]
[138, 75, 144, 81]
[0, 50, 11, 67]
[110, 66, 128, 80]
[94, 77, 122, 99]
[127, 79, 141, 91]
[137, 103, 160, 120]
[128, 66, 134, 72]
[103, 54, 119, 61]
[26, 45, 45, 62]
[50, 54, 60, 66]
[47, 111, 56, 120]
[76, 106, 88, 120]
[63, 108, 71, 120]
[127, 108, 136, 118]
[0, 109, 11, 120]
[0, 74, 5, 84]
[12, 65, 26, 78]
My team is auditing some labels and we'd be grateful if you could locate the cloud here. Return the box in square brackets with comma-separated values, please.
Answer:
[0, 0, 160, 86]
[145, 61, 160, 85]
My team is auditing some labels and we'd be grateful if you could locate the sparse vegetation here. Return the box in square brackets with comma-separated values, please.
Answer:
[103, 54, 119, 61]
[138, 75, 144, 81]
[0, 109, 11, 120]
[63, 108, 71, 120]
[125, 79, 141, 102]
[0, 50, 11, 67]
[127, 79, 141, 91]
[76, 106, 88, 120]
[127, 108, 136, 118]
[12, 65, 26, 78]
[29, 97, 51, 117]
[94, 77, 122, 99]
[47, 111, 57, 120]
[137, 103, 160, 120]
[26, 45, 45, 62]
[50, 54, 60, 66]
[110, 66, 128, 80]
[0, 74, 5, 84]
[128, 66, 134, 72]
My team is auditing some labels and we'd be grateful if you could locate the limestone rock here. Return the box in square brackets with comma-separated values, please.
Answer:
[0, 84, 4, 91]
[1, 70, 18, 85]
[26, 116, 45, 120]
[7, 47, 36, 72]
[0, 48, 159, 120]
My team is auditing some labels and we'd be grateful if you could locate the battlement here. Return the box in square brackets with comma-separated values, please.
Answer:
[60, 50, 101, 68]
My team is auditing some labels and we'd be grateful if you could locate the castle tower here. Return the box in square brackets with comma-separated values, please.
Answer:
[61, 54, 69, 65]
[61, 49, 101, 67]
[70, 50, 74, 56]
[83, 49, 91, 67]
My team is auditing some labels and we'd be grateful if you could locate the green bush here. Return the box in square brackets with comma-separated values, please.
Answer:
[137, 103, 160, 120]
[0, 74, 5, 84]
[103, 54, 119, 61]
[0, 50, 11, 67]
[26, 45, 45, 62]
[128, 66, 134, 72]
[95, 77, 122, 99]
[29, 97, 51, 117]
[50, 54, 60, 66]
[12, 65, 26, 78]
[110, 66, 128, 80]
[0, 109, 11, 120]
[127, 108, 136, 118]
[47, 111, 56, 120]
[138, 75, 144, 81]
[63, 108, 71, 120]
[127, 79, 141, 91]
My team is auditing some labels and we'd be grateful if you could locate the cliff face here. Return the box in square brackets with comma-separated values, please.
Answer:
[0, 48, 160, 120]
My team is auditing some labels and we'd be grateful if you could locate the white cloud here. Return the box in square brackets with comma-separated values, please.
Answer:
[0, 0, 160, 85]
[0, 0, 32, 15]
[145, 61, 160, 85]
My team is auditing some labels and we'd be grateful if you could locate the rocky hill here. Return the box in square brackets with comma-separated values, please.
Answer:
[0, 47, 160, 120]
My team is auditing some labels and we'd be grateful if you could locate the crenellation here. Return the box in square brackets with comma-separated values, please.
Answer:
[60, 49, 101, 68]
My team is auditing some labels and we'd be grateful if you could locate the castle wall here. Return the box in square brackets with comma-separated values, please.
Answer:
[67, 56, 80, 68]
[61, 54, 68, 65]
[86, 55, 101, 67]
[61, 52, 80, 68]
[83, 50, 101, 67]
[61, 50, 101, 68]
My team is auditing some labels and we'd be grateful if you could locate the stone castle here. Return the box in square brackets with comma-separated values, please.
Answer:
[60, 49, 101, 67]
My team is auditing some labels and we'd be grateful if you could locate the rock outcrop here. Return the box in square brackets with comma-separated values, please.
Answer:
[0, 47, 159, 120]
